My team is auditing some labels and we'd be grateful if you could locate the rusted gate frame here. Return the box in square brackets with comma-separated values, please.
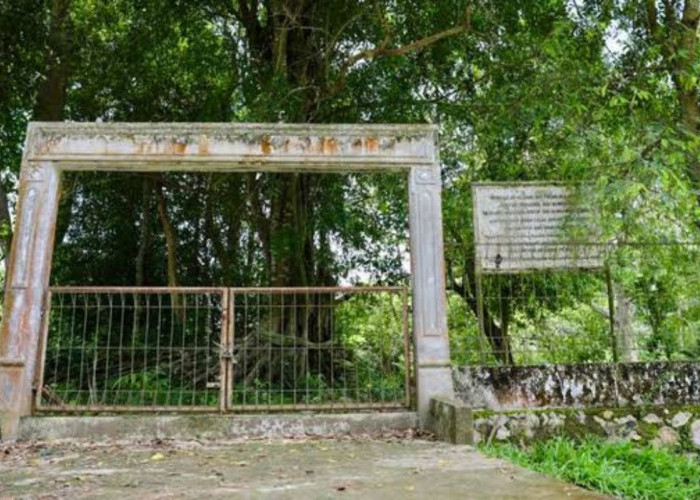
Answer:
[35, 286, 412, 413]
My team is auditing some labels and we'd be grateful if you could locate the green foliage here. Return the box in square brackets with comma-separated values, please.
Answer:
[447, 292, 482, 365]
[3, 0, 700, 368]
[483, 437, 700, 500]
[335, 293, 408, 401]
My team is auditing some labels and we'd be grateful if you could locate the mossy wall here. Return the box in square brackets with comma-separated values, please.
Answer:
[472, 405, 700, 450]
[454, 362, 700, 410]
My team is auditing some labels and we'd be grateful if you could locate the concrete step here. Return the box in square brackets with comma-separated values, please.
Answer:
[17, 412, 418, 441]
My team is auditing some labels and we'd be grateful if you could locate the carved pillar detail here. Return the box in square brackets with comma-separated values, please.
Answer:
[408, 165, 454, 422]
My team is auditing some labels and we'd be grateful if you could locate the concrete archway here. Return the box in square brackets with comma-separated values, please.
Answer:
[0, 122, 453, 438]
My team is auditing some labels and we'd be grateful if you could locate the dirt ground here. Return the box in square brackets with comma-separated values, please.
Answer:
[0, 436, 607, 499]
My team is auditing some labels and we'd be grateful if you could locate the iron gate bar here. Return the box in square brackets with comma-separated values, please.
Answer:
[33, 289, 52, 411]
[48, 287, 229, 293]
[402, 286, 411, 406]
[227, 286, 406, 293]
[223, 288, 234, 411]
[225, 402, 408, 412]
[34, 405, 225, 414]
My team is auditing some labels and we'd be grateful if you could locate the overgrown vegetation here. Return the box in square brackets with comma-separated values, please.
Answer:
[483, 437, 700, 500]
[2, 0, 700, 374]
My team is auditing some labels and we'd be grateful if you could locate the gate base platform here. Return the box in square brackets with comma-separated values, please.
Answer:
[15, 412, 418, 441]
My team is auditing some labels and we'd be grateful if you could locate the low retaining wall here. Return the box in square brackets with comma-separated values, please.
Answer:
[472, 406, 700, 449]
[452, 362, 700, 448]
[454, 362, 700, 410]
[16, 412, 418, 441]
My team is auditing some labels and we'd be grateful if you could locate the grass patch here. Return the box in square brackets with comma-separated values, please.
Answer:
[482, 437, 700, 500]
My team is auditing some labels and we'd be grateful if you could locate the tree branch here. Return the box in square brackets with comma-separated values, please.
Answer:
[645, 0, 660, 40]
[329, 11, 472, 96]
[154, 176, 180, 289]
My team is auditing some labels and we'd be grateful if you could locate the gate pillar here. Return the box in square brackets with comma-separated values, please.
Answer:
[409, 165, 454, 422]
[1, 159, 61, 438]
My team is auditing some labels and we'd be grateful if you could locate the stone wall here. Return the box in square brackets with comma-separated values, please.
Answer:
[472, 406, 700, 450]
[454, 362, 700, 410]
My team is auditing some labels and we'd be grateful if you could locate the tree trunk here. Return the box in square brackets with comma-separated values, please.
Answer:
[155, 177, 179, 288]
[450, 280, 514, 365]
[676, 1, 700, 189]
[34, 0, 72, 121]
[1, 0, 73, 280]
[135, 178, 152, 286]
[10, 0, 74, 283]
[676, 1, 700, 128]
[644, 1, 700, 186]
[155, 176, 182, 315]
[614, 285, 638, 362]
[218, 0, 472, 387]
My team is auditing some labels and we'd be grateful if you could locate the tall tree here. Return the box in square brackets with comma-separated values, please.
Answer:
[630, 0, 700, 186]
[0, 0, 50, 271]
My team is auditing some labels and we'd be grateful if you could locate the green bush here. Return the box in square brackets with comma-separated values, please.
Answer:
[482, 437, 700, 500]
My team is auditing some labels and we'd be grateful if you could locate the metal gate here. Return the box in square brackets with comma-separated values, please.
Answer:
[35, 286, 411, 413]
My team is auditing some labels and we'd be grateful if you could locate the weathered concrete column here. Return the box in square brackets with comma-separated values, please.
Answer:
[0, 159, 61, 438]
[408, 165, 454, 423]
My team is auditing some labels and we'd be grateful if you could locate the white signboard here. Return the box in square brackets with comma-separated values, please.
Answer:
[472, 183, 602, 272]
